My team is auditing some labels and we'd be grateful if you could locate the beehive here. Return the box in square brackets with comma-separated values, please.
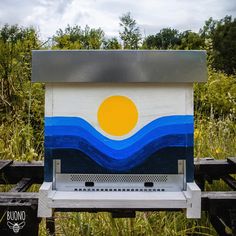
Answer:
[32, 50, 207, 218]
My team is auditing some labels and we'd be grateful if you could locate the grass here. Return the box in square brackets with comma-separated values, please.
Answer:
[48, 212, 215, 236]
[37, 117, 236, 236]
[194, 116, 236, 160]
[38, 211, 216, 236]
[1, 109, 236, 235]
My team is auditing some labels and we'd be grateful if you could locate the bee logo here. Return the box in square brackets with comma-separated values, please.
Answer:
[7, 221, 25, 234]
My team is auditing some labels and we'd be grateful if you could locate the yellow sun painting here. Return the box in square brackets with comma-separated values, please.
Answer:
[97, 95, 138, 136]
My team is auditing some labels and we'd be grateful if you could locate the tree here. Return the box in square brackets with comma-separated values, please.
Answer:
[0, 24, 40, 117]
[119, 12, 141, 49]
[199, 17, 217, 39]
[200, 16, 236, 74]
[53, 25, 104, 49]
[143, 28, 181, 49]
[103, 37, 121, 49]
[211, 16, 236, 74]
[178, 30, 204, 50]
[0, 24, 44, 159]
[142, 35, 156, 49]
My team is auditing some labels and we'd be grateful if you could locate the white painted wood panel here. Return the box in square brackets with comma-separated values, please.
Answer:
[45, 83, 193, 139]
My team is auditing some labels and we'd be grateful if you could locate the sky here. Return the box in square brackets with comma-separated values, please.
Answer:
[0, 0, 235, 40]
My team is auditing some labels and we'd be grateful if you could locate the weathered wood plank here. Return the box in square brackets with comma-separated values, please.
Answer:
[202, 191, 236, 199]
[0, 161, 43, 184]
[228, 157, 236, 165]
[46, 217, 55, 236]
[0, 158, 235, 185]
[194, 158, 236, 178]
[9, 178, 33, 192]
[222, 175, 236, 191]
[0, 160, 13, 171]
[0, 192, 39, 199]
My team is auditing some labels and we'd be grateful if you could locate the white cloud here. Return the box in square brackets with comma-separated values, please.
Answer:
[0, 0, 235, 40]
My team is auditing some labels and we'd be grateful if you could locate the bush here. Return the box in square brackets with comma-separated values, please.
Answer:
[194, 68, 236, 119]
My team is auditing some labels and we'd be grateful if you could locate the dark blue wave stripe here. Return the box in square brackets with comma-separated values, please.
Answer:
[45, 115, 193, 150]
[46, 136, 192, 171]
[48, 147, 193, 174]
[47, 146, 192, 172]
[46, 134, 193, 168]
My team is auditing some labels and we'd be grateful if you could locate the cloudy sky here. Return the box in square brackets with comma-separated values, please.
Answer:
[0, 0, 235, 40]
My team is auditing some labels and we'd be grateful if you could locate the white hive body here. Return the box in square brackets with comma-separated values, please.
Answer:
[32, 50, 207, 218]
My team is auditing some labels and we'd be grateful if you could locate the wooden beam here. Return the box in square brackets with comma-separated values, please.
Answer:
[222, 175, 236, 191]
[9, 178, 33, 192]
[0, 158, 235, 185]
[0, 160, 13, 171]
[202, 191, 236, 199]
[46, 217, 55, 236]
[201, 191, 236, 212]
[228, 157, 236, 166]
[0, 161, 43, 184]
[194, 159, 236, 179]
[0, 192, 39, 200]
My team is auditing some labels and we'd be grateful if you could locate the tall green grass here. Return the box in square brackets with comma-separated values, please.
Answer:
[37, 117, 236, 236]
[1, 107, 235, 236]
[0, 118, 235, 235]
[195, 117, 236, 160]
[0, 69, 235, 235]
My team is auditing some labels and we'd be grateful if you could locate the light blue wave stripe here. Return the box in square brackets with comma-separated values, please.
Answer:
[45, 115, 193, 150]
[45, 124, 192, 153]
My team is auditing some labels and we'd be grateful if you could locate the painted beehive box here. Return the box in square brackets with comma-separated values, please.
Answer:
[32, 50, 206, 185]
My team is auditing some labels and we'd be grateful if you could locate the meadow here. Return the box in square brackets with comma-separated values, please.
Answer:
[0, 69, 235, 235]
[38, 115, 235, 236]
[0, 18, 236, 235]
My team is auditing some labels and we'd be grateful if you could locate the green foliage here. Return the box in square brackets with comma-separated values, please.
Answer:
[143, 28, 181, 49]
[143, 28, 205, 50]
[200, 16, 236, 74]
[178, 31, 204, 50]
[194, 69, 236, 119]
[0, 15, 235, 235]
[0, 24, 40, 118]
[103, 37, 122, 49]
[195, 117, 236, 159]
[51, 211, 215, 236]
[52, 25, 104, 49]
[211, 16, 236, 74]
[0, 24, 44, 161]
[119, 12, 142, 49]
[199, 17, 217, 39]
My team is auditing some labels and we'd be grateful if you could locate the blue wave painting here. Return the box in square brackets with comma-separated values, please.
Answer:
[45, 115, 193, 172]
